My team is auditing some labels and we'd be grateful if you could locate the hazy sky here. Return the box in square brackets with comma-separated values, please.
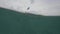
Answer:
[0, 0, 60, 16]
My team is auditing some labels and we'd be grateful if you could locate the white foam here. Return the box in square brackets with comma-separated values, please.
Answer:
[0, 0, 60, 16]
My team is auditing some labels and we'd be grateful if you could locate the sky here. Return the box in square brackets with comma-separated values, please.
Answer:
[0, 0, 60, 16]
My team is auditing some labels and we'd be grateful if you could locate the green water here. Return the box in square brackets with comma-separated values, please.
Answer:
[0, 7, 60, 34]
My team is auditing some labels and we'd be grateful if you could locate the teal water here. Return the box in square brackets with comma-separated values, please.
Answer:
[0, 7, 60, 34]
